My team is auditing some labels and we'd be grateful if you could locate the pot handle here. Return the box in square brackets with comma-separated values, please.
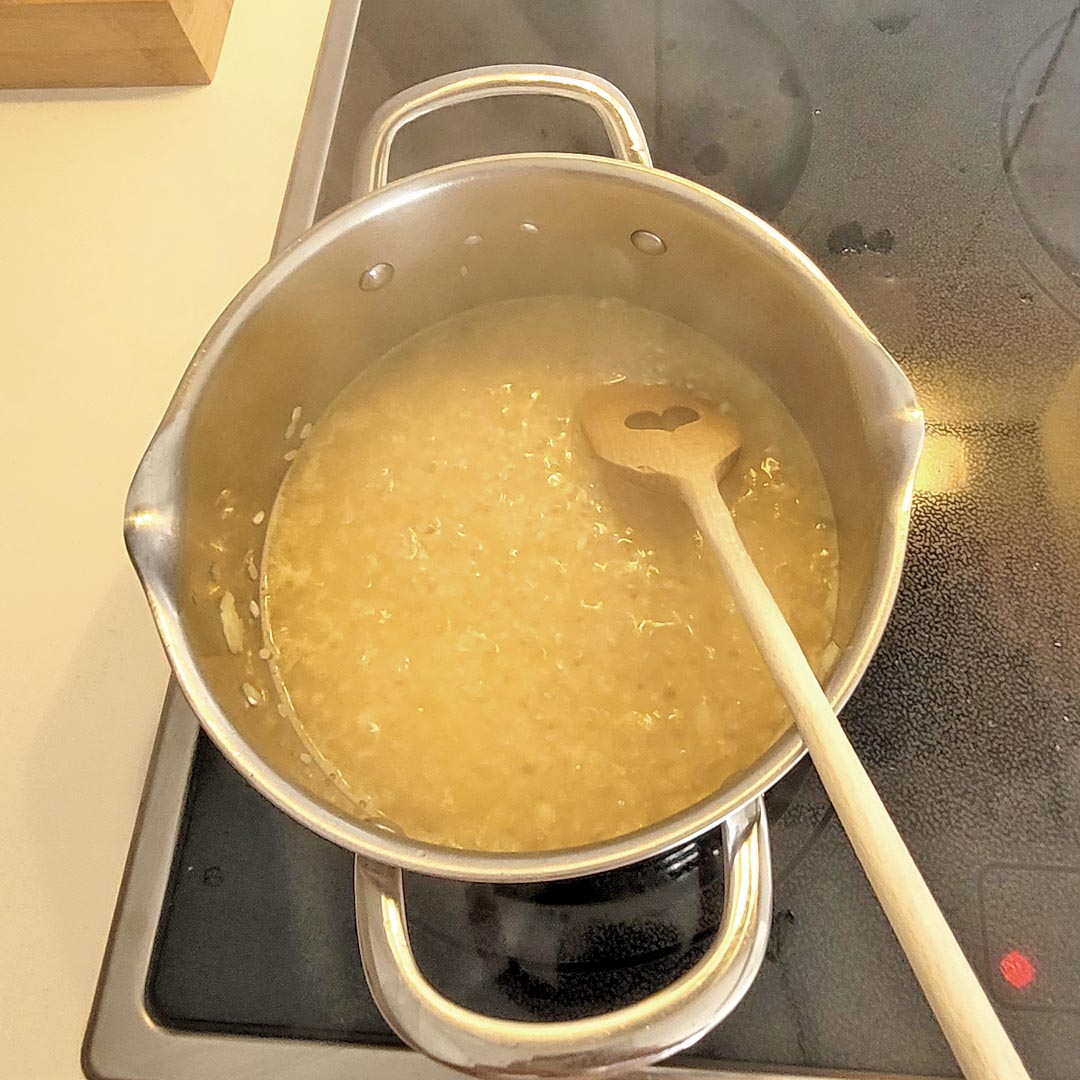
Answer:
[354, 798, 771, 1078]
[352, 64, 652, 197]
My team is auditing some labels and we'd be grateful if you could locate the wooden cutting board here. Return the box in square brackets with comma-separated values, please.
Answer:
[0, 0, 235, 88]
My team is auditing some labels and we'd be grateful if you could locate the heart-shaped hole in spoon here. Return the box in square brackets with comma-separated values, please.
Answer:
[625, 405, 701, 432]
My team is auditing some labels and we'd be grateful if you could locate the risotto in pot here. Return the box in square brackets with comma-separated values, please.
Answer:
[261, 296, 838, 852]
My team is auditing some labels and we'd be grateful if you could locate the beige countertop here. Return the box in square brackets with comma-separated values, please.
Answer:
[0, 2, 332, 1075]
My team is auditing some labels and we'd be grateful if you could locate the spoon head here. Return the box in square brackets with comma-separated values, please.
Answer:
[578, 382, 742, 486]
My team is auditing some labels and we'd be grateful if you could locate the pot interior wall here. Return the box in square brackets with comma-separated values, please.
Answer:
[162, 158, 913, 841]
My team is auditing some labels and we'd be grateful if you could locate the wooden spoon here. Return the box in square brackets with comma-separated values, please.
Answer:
[578, 382, 1029, 1080]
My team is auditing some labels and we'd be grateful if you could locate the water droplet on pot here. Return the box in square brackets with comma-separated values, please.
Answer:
[630, 230, 667, 255]
[520, 222, 539, 235]
[359, 262, 394, 291]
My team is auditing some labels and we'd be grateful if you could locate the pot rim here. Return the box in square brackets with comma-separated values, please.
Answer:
[125, 152, 924, 883]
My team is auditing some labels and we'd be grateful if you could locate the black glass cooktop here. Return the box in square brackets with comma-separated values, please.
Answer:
[100, 2, 1080, 1078]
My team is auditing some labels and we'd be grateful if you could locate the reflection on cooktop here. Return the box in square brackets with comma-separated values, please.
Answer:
[1004, 10, 1080, 289]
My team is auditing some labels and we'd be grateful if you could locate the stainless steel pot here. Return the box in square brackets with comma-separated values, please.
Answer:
[126, 66, 923, 1079]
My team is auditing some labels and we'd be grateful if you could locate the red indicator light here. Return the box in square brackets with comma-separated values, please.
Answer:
[999, 949, 1037, 990]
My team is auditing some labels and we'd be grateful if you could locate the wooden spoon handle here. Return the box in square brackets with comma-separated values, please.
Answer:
[681, 473, 1030, 1080]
